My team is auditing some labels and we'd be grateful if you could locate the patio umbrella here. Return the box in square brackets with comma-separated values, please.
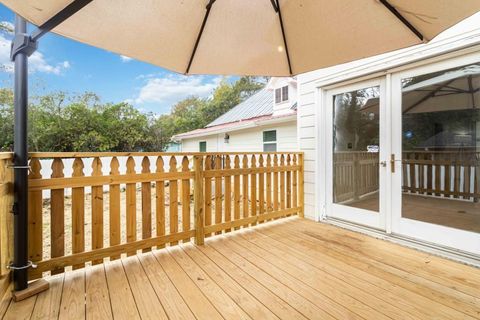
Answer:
[3, 0, 480, 294]
[3, 0, 480, 76]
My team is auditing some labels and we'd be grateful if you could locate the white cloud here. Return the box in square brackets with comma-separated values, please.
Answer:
[120, 55, 133, 62]
[134, 75, 222, 105]
[0, 21, 13, 34]
[0, 33, 70, 75]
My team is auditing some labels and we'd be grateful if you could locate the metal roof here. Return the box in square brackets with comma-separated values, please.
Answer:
[206, 88, 273, 127]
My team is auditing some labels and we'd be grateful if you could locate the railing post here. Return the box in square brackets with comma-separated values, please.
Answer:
[298, 153, 305, 218]
[194, 155, 205, 245]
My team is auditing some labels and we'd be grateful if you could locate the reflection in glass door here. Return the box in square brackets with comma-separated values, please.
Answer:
[392, 60, 480, 255]
[326, 79, 387, 230]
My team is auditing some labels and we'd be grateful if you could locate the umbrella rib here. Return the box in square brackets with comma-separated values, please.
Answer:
[379, 0, 424, 41]
[403, 79, 455, 113]
[30, 0, 94, 42]
[275, 0, 293, 75]
[185, 0, 216, 74]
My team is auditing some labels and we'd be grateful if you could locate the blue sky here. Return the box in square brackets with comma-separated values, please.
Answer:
[0, 4, 227, 115]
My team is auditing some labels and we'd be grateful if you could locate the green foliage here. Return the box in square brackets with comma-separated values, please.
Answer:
[0, 76, 265, 152]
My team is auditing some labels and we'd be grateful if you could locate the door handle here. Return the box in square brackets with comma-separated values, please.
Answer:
[390, 154, 402, 173]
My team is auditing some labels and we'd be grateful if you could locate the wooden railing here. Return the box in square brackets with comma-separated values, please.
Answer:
[334, 150, 480, 202]
[334, 152, 379, 202]
[25, 152, 304, 278]
[0, 153, 14, 297]
[403, 151, 480, 201]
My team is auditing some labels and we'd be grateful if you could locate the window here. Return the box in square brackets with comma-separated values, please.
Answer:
[199, 141, 206, 152]
[275, 86, 288, 104]
[263, 130, 277, 152]
[282, 85, 288, 101]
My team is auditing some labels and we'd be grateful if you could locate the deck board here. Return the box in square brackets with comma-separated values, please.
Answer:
[4, 217, 480, 319]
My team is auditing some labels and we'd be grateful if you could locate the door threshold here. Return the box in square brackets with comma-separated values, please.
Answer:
[323, 217, 480, 268]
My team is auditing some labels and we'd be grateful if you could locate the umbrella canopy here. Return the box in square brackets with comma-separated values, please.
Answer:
[2, 0, 480, 76]
[362, 64, 480, 114]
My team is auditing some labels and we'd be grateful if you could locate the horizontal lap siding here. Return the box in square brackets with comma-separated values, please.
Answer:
[297, 84, 318, 221]
[180, 121, 298, 153]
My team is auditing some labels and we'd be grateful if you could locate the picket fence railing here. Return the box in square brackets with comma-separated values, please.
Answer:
[23, 152, 304, 279]
[334, 150, 480, 203]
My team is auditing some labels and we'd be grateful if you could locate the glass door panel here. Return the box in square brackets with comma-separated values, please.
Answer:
[326, 79, 387, 230]
[392, 58, 480, 255]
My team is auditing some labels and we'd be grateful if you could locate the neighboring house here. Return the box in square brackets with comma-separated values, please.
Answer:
[172, 77, 298, 152]
[297, 26, 480, 260]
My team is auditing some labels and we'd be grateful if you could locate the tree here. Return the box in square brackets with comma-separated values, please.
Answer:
[0, 75, 266, 152]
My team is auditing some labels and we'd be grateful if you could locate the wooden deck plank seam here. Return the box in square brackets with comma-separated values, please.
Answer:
[292, 219, 480, 297]
[195, 242, 308, 319]
[264, 220, 478, 319]
[205, 240, 333, 320]
[215, 236, 353, 320]
[229, 231, 385, 320]
[131, 255, 171, 319]
[151, 249, 224, 320]
[235, 226, 412, 319]
[119, 258, 144, 319]
[250, 223, 446, 319]
[288, 221, 480, 312]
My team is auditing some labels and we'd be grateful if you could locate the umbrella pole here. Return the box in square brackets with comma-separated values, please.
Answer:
[10, 15, 49, 301]
[12, 14, 29, 292]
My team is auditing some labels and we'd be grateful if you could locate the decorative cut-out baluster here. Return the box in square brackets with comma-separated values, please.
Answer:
[142, 156, 152, 251]
[109, 157, 120, 260]
[91, 157, 103, 263]
[273, 154, 279, 213]
[250, 155, 257, 226]
[204, 155, 212, 237]
[224, 155, 232, 232]
[126, 156, 136, 256]
[156, 156, 165, 247]
[51, 158, 65, 274]
[286, 154, 292, 211]
[214, 155, 222, 234]
[169, 156, 178, 244]
[258, 155, 265, 222]
[242, 155, 249, 225]
[266, 155, 273, 216]
[72, 158, 85, 268]
[233, 156, 241, 230]
[181, 156, 191, 241]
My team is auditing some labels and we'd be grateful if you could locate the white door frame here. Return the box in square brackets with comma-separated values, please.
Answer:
[391, 52, 480, 255]
[324, 78, 390, 230]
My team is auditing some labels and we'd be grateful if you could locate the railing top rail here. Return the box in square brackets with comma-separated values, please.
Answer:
[28, 151, 304, 158]
[0, 152, 13, 160]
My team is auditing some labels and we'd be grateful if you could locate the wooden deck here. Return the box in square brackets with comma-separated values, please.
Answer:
[2, 218, 480, 320]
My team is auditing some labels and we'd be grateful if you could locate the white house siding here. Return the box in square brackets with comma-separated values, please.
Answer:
[180, 120, 298, 153]
[296, 81, 318, 221]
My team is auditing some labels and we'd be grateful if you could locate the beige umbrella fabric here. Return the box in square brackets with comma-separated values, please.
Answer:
[2, 0, 480, 76]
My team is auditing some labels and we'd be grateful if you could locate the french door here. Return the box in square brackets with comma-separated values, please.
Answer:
[391, 55, 480, 255]
[325, 78, 389, 230]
